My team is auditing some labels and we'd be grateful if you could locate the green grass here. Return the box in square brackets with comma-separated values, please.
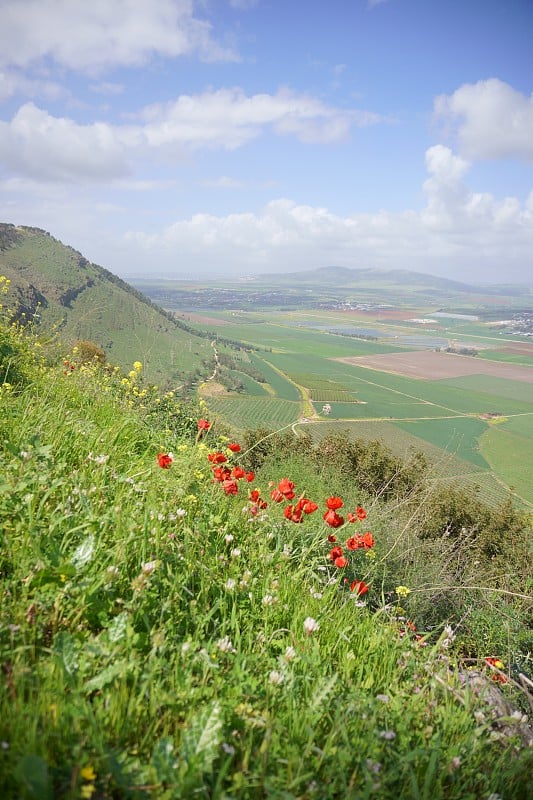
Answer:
[206, 396, 301, 429]
[1, 313, 532, 799]
[480, 427, 533, 504]
[249, 355, 301, 401]
[394, 418, 490, 468]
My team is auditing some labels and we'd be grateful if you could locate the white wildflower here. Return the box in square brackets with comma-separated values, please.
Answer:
[269, 670, 284, 686]
[303, 617, 319, 635]
[141, 560, 157, 575]
[216, 636, 235, 653]
[225, 578, 237, 591]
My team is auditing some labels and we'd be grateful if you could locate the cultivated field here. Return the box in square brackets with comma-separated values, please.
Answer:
[336, 350, 533, 382]
[177, 307, 533, 507]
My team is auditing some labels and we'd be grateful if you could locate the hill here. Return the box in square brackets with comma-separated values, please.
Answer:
[0, 223, 213, 385]
[257, 265, 527, 297]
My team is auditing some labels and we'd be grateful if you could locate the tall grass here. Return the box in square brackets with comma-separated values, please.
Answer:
[0, 302, 532, 799]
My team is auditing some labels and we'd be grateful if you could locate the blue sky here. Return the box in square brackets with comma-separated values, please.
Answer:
[0, 0, 532, 284]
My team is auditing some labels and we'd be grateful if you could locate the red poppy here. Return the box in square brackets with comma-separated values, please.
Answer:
[270, 488, 284, 503]
[323, 509, 344, 528]
[245, 471, 255, 482]
[327, 533, 337, 543]
[212, 466, 231, 482]
[250, 489, 261, 502]
[334, 556, 348, 568]
[222, 478, 239, 495]
[346, 536, 362, 551]
[198, 419, 211, 430]
[277, 478, 296, 499]
[157, 453, 173, 469]
[362, 532, 374, 548]
[228, 443, 241, 452]
[208, 452, 227, 464]
[298, 498, 318, 514]
[232, 466, 246, 479]
[328, 546, 344, 562]
[284, 505, 303, 523]
[350, 580, 369, 596]
[347, 506, 367, 523]
[325, 496, 344, 510]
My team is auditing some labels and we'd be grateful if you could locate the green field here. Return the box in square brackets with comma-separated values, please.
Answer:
[191, 310, 533, 507]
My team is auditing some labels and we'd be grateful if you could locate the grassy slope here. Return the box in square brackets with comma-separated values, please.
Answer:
[1, 318, 532, 799]
[0, 226, 213, 385]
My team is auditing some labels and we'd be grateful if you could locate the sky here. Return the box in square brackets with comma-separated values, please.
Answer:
[0, 0, 532, 285]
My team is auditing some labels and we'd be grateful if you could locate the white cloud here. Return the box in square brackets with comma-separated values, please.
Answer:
[0, 0, 237, 73]
[0, 69, 64, 102]
[434, 78, 533, 161]
[123, 146, 533, 281]
[0, 89, 382, 182]
[0, 103, 129, 181]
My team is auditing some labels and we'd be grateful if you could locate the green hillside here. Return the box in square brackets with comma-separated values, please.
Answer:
[0, 224, 213, 386]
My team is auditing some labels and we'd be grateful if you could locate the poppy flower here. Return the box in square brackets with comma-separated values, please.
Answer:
[208, 452, 227, 464]
[228, 443, 241, 452]
[245, 471, 255, 482]
[326, 496, 344, 510]
[362, 532, 374, 548]
[350, 580, 369, 596]
[346, 536, 363, 551]
[157, 452, 173, 469]
[222, 478, 239, 495]
[323, 509, 344, 528]
[232, 466, 246, 479]
[334, 556, 348, 568]
[198, 419, 211, 430]
[297, 498, 318, 515]
[328, 546, 344, 562]
[270, 488, 284, 503]
[327, 533, 337, 543]
[250, 489, 261, 502]
[212, 466, 231, 482]
[277, 478, 296, 499]
[284, 505, 303, 523]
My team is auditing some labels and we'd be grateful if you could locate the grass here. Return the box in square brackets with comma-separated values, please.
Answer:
[480, 427, 533, 504]
[1, 296, 532, 799]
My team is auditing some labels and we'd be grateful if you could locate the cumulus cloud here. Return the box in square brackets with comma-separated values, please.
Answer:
[0, 0, 237, 73]
[0, 103, 129, 181]
[0, 69, 64, 102]
[434, 78, 533, 161]
[0, 89, 381, 181]
[124, 146, 533, 281]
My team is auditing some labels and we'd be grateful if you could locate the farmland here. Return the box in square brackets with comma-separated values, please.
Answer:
[136, 280, 533, 509]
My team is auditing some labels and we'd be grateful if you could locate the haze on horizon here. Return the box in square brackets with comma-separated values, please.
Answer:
[0, 0, 532, 286]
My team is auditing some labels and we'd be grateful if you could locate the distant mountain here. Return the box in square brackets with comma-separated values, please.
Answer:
[257, 266, 526, 296]
[0, 223, 213, 385]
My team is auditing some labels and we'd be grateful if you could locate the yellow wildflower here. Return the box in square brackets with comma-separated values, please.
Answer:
[395, 585, 411, 598]
[81, 766, 96, 781]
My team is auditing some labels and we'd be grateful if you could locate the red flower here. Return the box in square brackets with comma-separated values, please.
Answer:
[222, 478, 239, 495]
[232, 466, 246, 479]
[270, 488, 284, 503]
[212, 466, 231, 482]
[228, 443, 241, 452]
[362, 532, 374, 548]
[245, 471, 255, 482]
[346, 536, 362, 551]
[157, 452, 173, 469]
[208, 452, 227, 464]
[250, 489, 261, 502]
[328, 546, 344, 562]
[347, 506, 367, 523]
[284, 505, 303, 523]
[198, 419, 211, 430]
[326, 496, 344, 510]
[277, 478, 296, 500]
[350, 580, 369, 596]
[323, 509, 344, 528]
[298, 498, 318, 515]
[334, 556, 348, 568]
[327, 533, 337, 543]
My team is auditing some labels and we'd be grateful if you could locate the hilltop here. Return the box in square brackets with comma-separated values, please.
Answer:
[0, 223, 213, 386]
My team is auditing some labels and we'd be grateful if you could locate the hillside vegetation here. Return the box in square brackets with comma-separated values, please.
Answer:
[0, 224, 214, 386]
[1, 274, 532, 799]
